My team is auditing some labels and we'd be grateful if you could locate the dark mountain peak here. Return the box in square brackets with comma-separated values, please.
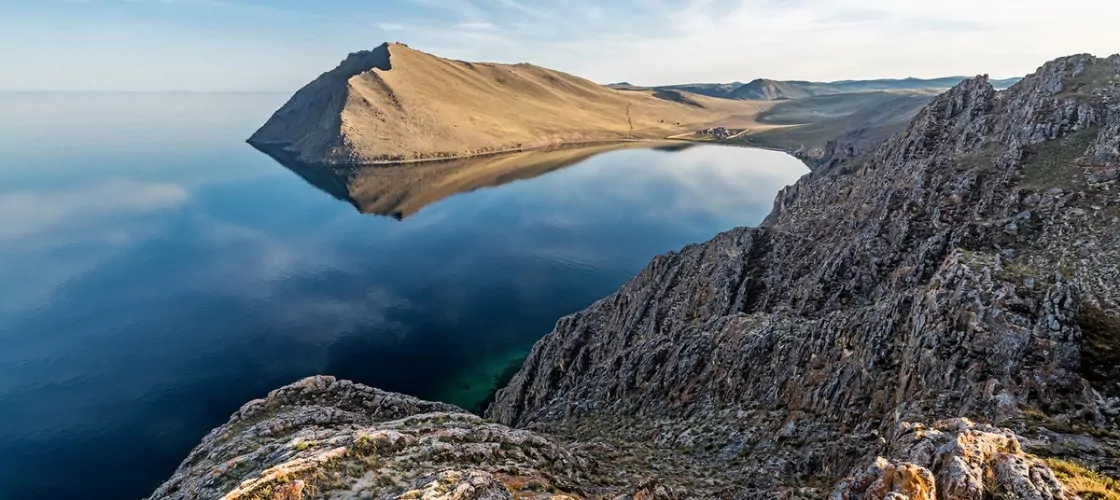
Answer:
[333, 42, 394, 79]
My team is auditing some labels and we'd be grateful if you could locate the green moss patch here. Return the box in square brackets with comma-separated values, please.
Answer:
[1020, 127, 1099, 190]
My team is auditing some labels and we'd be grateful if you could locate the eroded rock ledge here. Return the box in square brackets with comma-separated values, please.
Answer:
[149, 376, 591, 500]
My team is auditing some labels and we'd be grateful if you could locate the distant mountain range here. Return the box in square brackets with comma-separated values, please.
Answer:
[613, 76, 1023, 100]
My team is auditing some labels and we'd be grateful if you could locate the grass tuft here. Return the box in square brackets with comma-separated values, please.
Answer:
[1046, 458, 1120, 500]
[1019, 127, 1099, 190]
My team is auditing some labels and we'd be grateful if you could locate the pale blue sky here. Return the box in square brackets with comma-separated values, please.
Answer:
[2, 0, 1117, 91]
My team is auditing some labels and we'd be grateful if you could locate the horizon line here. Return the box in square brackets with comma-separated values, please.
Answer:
[0, 90, 292, 94]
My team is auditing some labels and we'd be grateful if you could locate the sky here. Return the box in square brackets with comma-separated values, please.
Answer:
[2, 0, 1118, 92]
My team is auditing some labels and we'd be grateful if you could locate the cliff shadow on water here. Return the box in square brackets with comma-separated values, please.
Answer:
[251, 142, 368, 211]
[474, 356, 528, 415]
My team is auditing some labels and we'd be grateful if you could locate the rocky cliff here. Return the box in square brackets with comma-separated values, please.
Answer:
[489, 53, 1120, 495]
[154, 54, 1120, 499]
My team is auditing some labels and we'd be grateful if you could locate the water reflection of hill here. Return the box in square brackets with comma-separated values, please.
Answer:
[255, 141, 697, 219]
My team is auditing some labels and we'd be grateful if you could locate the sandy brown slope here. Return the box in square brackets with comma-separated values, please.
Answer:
[249, 42, 770, 165]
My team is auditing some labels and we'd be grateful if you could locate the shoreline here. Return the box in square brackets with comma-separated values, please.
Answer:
[248, 136, 803, 169]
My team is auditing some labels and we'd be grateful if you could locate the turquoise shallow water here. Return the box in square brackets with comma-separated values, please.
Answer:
[0, 92, 808, 499]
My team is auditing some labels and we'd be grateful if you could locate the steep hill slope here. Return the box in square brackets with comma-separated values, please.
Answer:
[249, 43, 768, 165]
[729, 78, 820, 100]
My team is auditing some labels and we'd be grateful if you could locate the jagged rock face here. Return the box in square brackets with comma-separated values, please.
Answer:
[250, 45, 394, 164]
[149, 376, 594, 500]
[489, 54, 1120, 488]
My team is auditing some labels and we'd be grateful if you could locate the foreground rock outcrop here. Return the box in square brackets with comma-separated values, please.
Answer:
[156, 54, 1120, 499]
[835, 419, 1076, 500]
[150, 376, 594, 500]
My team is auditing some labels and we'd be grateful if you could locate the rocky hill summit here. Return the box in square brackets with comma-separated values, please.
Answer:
[153, 54, 1120, 499]
[248, 43, 768, 165]
[729, 78, 817, 100]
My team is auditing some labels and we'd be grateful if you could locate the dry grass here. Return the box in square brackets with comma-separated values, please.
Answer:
[254, 43, 948, 165]
[1045, 458, 1120, 500]
[1020, 127, 1099, 190]
[264, 43, 778, 164]
[1058, 62, 1120, 101]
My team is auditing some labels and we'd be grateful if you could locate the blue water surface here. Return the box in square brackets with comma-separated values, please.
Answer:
[0, 93, 808, 499]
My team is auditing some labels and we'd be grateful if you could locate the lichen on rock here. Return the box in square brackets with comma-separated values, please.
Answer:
[834, 419, 1074, 500]
[149, 376, 592, 500]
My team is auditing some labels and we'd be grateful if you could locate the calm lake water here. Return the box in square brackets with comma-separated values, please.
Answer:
[0, 93, 808, 499]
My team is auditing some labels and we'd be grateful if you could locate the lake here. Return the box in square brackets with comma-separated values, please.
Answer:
[0, 93, 808, 499]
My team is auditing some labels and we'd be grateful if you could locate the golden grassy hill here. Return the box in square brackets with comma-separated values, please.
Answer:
[249, 43, 770, 164]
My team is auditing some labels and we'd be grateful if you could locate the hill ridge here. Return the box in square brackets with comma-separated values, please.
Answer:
[621, 75, 1024, 100]
[249, 43, 768, 165]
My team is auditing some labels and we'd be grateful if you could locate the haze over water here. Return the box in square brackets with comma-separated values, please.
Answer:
[0, 93, 808, 500]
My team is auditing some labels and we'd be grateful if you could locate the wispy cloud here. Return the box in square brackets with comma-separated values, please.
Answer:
[366, 0, 1115, 85]
[378, 22, 407, 32]
[815, 7, 893, 25]
[405, 0, 486, 21]
[0, 180, 189, 316]
[458, 21, 494, 30]
[0, 180, 187, 240]
[10, 0, 1120, 90]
